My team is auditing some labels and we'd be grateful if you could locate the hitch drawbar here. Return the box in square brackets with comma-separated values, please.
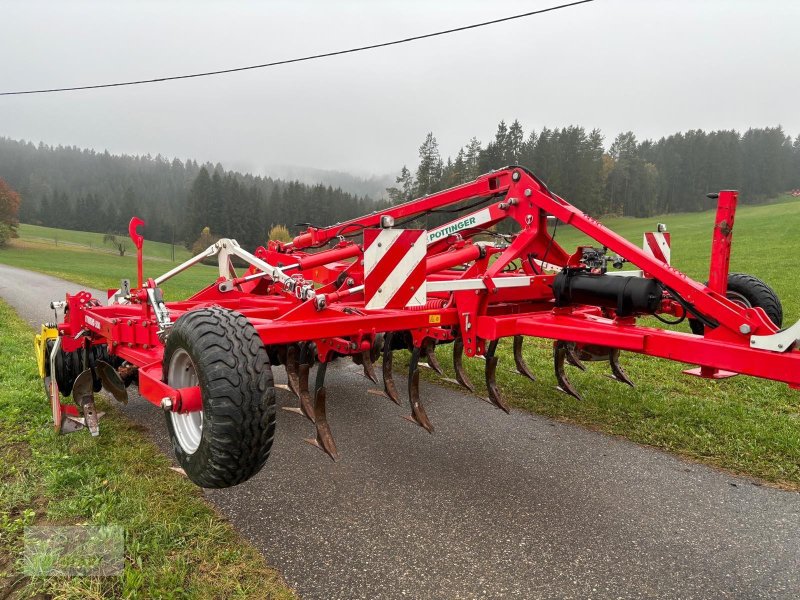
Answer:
[38, 167, 798, 489]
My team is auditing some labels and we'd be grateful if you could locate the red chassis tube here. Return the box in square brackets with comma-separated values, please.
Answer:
[55, 166, 799, 411]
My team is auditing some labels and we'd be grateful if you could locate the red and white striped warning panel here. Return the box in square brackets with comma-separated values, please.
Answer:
[643, 231, 671, 265]
[363, 229, 427, 310]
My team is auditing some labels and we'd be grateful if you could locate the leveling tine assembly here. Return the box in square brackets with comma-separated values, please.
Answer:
[35, 166, 796, 488]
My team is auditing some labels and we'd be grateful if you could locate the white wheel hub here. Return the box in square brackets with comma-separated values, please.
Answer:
[167, 347, 203, 454]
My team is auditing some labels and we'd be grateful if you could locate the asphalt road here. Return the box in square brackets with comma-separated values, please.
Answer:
[1, 262, 799, 599]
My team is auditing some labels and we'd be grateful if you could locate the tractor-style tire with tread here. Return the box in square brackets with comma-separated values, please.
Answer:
[54, 349, 78, 397]
[163, 306, 276, 488]
[689, 272, 783, 335]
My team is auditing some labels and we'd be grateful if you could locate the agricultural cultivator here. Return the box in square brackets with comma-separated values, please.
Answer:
[35, 166, 798, 488]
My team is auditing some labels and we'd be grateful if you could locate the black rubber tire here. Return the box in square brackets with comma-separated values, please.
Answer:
[54, 349, 78, 397]
[163, 307, 276, 488]
[689, 272, 783, 335]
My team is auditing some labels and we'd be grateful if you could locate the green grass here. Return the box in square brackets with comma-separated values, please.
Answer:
[553, 194, 800, 308]
[2, 197, 800, 489]
[19, 224, 192, 262]
[0, 301, 296, 599]
[0, 238, 216, 300]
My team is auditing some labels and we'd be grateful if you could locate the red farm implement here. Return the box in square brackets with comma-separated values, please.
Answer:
[34, 166, 797, 488]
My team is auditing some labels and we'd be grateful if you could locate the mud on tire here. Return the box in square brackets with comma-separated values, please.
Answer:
[163, 307, 276, 488]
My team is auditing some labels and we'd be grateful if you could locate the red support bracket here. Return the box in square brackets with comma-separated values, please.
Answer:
[128, 217, 145, 289]
[684, 190, 739, 380]
[137, 360, 202, 412]
[707, 190, 737, 295]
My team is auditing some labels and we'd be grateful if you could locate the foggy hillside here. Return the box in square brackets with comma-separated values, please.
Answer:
[264, 165, 394, 200]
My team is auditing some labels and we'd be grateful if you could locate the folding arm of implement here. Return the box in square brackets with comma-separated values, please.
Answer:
[37, 165, 800, 485]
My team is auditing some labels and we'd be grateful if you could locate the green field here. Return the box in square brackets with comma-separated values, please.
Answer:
[2, 196, 800, 489]
[0, 238, 216, 300]
[554, 194, 800, 301]
[19, 223, 192, 262]
[0, 302, 295, 599]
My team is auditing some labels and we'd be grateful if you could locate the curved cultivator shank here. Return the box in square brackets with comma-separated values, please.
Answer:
[452, 336, 475, 393]
[513, 335, 536, 382]
[35, 166, 800, 487]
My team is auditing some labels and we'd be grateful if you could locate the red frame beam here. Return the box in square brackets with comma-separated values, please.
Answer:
[53, 167, 797, 411]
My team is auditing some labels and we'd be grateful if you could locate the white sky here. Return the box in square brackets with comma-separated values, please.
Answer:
[1, 0, 798, 176]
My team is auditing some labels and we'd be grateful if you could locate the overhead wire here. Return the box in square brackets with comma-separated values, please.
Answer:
[0, 0, 596, 96]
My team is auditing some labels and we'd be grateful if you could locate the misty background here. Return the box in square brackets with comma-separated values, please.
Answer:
[1, 0, 799, 184]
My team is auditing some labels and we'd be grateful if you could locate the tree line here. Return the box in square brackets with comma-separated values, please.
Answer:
[389, 122, 800, 218]
[0, 137, 380, 249]
[182, 167, 386, 250]
[0, 177, 21, 246]
[2, 123, 798, 254]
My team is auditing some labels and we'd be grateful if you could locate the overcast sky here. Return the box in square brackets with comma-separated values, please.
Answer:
[1, 0, 798, 177]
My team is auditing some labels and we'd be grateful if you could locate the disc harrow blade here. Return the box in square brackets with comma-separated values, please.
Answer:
[72, 368, 100, 436]
[512, 335, 536, 381]
[403, 347, 434, 432]
[554, 341, 583, 401]
[96, 360, 128, 404]
[452, 337, 475, 393]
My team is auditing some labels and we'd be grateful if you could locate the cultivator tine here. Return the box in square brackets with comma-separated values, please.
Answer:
[304, 362, 339, 461]
[608, 348, 634, 387]
[96, 360, 128, 404]
[512, 335, 536, 381]
[452, 337, 475, 393]
[569, 343, 635, 388]
[423, 340, 444, 376]
[361, 349, 379, 384]
[307, 387, 338, 461]
[564, 343, 586, 371]
[371, 333, 384, 363]
[554, 341, 583, 401]
[298, 363, 317, 419]
[284, 344, 301, 399]
[72, 369, 101, 436]
[382, 332, 402, 405]
[403, 347, 434, 432]
[485, 340, 511, 413]
[284, 362, 316, 422]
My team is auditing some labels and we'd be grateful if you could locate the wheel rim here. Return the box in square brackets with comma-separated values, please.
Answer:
[167, 347, 203, 454]
[727, 291, 752, 309]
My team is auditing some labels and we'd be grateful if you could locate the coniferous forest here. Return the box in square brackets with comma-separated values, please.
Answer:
[1, 121, 798, 251]
[390, 122, 800, 218]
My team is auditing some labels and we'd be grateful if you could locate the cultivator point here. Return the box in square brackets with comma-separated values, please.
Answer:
[35, 166, 798, 487]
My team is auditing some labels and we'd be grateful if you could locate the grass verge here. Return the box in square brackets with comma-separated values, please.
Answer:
[0, 239, 215, 299]
[18, 224, 192, 262]
[0, 300, 296, 599]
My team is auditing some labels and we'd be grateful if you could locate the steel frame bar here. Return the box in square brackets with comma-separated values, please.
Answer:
[50, 166, 800, 411]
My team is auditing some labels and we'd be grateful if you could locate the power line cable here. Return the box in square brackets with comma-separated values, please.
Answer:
[0, 0, 595, 96]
